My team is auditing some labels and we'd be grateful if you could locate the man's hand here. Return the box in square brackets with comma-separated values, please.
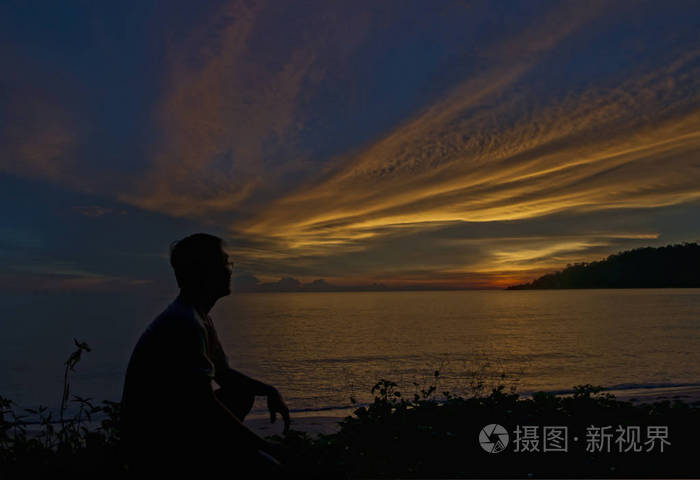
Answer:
[266, 387, 290, 434]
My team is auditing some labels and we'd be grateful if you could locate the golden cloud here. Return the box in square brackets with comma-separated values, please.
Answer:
[237, 52, 700, 255]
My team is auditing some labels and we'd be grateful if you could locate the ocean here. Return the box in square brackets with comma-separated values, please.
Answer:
[1, 289, 699, 422]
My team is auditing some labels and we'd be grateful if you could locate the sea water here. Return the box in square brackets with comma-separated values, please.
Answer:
[1, 289, 699, 420]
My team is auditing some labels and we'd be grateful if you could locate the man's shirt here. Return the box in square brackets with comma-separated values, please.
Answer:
[120, 294, 233, 437]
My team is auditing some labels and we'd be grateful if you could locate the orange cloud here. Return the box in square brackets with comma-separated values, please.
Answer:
[236, 52, 700, 262]
[115, 2, 699, 285]
[0, 85, 78, 184]
[123, 0, 373, 217]
[5, 1, 696, 289]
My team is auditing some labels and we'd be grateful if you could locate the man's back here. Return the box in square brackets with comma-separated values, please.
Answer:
[120, 295, 217, 471]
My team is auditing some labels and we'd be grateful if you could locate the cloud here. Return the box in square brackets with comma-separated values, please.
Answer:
[72, 206, 127, 217]
[2, 1, 698, 289]
[123, 0, 373, 217]
[0, 79, 79, 185]
[0, 263, 152, 293]
[235, 49, 700, 269]
[224, 206, 669, 288]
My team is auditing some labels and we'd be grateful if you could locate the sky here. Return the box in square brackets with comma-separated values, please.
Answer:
[1, 0, 699, 291]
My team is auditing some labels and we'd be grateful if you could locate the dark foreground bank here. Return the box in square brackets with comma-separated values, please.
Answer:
[2, 377, 700, 478]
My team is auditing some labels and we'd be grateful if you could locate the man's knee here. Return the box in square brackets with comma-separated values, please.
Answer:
[214, 385, 255, 420]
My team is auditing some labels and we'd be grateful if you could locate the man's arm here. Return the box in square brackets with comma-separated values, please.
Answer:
[205, 317, 290, 432]
[219, 367, 290, 433]
[202, 316, 270, 394]
[176, 319, 278, 454]
[216, 366, 275, 395]
[201, 378, 277, 455]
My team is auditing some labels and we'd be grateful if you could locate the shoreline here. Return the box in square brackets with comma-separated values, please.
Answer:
[606, 384, 700, 404]
[246, 384, 700, 437]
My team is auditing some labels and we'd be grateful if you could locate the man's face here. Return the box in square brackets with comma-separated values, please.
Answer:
[206, 246, 233, 298]
[219, 248, 233, 297]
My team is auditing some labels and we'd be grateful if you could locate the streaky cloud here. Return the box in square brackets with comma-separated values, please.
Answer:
[238, 51, 700, 257]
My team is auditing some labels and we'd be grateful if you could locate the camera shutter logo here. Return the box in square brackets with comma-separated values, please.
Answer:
[479, 424, 509, 453]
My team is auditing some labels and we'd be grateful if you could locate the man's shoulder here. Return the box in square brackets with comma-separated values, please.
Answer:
[136, 297, 203, 348]
[153, 296, 202, 328]
[122, 297, 211, 409]
[160, 296, 196, 321]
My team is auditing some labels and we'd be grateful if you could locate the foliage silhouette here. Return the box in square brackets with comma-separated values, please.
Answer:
[1, 340, 125, 476]
[508, 242, 700, 289]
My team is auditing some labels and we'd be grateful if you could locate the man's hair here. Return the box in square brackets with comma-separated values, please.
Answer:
[169, 233, 225, 290]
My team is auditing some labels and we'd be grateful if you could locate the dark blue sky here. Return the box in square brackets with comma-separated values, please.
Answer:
[1, 0, 699, 290]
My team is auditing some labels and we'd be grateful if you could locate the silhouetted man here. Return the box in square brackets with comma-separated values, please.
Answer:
[120, 233, 289, 475]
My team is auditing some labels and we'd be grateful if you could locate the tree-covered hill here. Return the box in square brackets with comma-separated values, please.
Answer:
[507, 242, 700, 289]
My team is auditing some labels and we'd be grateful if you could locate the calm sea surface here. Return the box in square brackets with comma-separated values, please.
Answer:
[1, 289, 699, 418]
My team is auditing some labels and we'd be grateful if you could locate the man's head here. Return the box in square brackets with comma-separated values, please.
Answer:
[169, 233, 233, 298]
